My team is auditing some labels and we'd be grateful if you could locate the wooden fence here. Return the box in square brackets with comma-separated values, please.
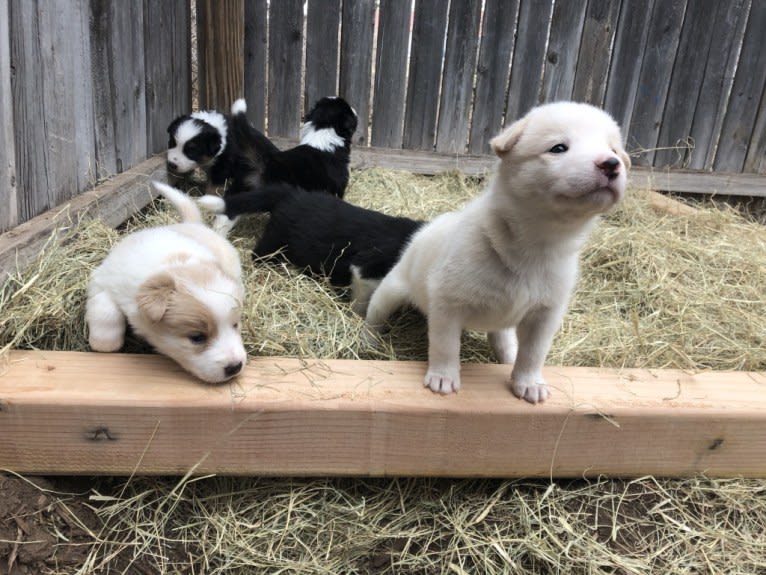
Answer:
[2, 0, 765, 235]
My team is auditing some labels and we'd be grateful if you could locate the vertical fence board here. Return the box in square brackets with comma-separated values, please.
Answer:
[687, 0, 750, 171]
[540, 0, 588, 103]
[339, 0, 376, 146]
[505, 0, 554, 122]
[144, 0, 191, 155]
[370, 0, 412, 149]
[468, 0, 519, 154]
[402, 0, 449, 150]
[654, 0, 717, 169]
[305, 0, 341, 113]
[0, 0, 17, 232]
[714, 0, 766, 173]
[268, 0, 304, 138]
[197, 0, 244, 112]
[10, 0, 50, 220]
[435, 0, 482, 154]
[625, 0, 687, 165]
[244, 0, 267, 131]
[603, 0, 655, 143]
[745, 86, 766, 174]
[571, 0, 621, 107]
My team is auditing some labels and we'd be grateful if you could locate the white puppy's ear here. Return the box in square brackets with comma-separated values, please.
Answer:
[490, 117, 528, 157]
[137, 273, 176, 323]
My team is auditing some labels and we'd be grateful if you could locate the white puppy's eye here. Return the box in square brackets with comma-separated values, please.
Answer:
[549, 143, 568, 154]
[233, 322, 239, 329]
[188, 332, 208, 345]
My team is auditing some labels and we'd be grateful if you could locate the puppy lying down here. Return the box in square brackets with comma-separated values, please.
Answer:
[86, 181, 247, 384]
[198, 184, 423, 315]
[366, 102, 630, 403]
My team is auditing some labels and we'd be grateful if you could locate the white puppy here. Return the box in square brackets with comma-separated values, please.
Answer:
[365, 102, 630, 403]
[86, 181, 247, 384]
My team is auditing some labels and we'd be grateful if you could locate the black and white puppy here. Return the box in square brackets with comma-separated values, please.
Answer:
[198, 184, 422, 315]
[166, 96, 357, 198]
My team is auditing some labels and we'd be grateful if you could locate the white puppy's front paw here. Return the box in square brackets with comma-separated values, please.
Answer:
[424, 368, 461, 395]
[511, 375, 550, 404]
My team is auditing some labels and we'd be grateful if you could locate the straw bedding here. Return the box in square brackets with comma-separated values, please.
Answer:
[1, 167, 765, 573]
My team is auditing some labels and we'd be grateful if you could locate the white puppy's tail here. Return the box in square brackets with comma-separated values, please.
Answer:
[231, 98, 247, 115]
[151, 180, 204, 224]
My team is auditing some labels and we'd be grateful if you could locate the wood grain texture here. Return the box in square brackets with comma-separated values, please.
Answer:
[468, 0, 519, 154]
[0, 0, 17, 233]
[402, 0, 449, 150]
[434, 0, 482, 154]
[305, 0, 341, 114]
[370, 0, 412, 149]
[197, 0, 244, 111]
[144, 0, 191, 154]
[339, 0, 376, 146]
[627, 0, 688, 166]
[2, 350, 765, 477]
[244, 0, 268, 131]
[540, 0, 588, 102]
[572, 0, 621, 107]
[714, 0, 766, 173]
[267, 0, 303, 138]
[505, 0, 554, 122]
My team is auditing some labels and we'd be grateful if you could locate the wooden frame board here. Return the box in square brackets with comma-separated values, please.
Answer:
[2, 350, 765, 477]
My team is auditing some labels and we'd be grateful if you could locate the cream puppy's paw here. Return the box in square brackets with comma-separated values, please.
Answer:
[511, 375, 550, 404]
[424, 367, 461, 394]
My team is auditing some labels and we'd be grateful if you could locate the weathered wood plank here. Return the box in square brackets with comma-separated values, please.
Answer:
[0, 0, 17, 233]
[434, 0, 482, 154]
[2, 350, 766, 477]
[402, 0, 449, 150]
[540, 0, 588, 102]
[144, 0, 191, 154]
[654, 0, 717, 169]
[267, 0, 303, 138]
[305, 0, 341, 113]
[603, 0, 656, 141]
[686, 0, 751, 171]
[197, 0, 244, 112]
[571, 0, 621, 106]
[370, 0, 412, 149]
[467, 0, 519, 154]
[339, 0, 376, 146]
[627, 0, 688, 166]
[714, 0, 766, 173]
[0, 156, 166, 283]
[505, 0, 554, 122]
[244, 0, 268, 131]
[745, 86, 766, 174]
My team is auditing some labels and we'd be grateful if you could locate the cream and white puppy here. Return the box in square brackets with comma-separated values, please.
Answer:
[86, 181, 247, 384]
[365, 102, 630, 403]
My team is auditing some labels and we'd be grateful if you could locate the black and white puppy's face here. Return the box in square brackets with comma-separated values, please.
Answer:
[166, 110, 228, 175]
[300, 97, 358, 152]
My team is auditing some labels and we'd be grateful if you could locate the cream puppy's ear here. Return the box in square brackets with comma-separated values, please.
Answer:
[137, 273, 176, 323]
[490, 117, 529, 157]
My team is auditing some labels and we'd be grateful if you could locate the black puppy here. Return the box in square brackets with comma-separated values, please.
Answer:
[198, 184, 423, 315]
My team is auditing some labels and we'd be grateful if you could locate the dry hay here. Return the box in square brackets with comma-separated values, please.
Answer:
[1, 167, 766, 573]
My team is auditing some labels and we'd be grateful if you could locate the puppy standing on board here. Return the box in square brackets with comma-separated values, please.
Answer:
[166, 96, 357, 233]
[198, 183, 423, 315]
[365, 102, 630, 403]
[86, 182, 247, 384]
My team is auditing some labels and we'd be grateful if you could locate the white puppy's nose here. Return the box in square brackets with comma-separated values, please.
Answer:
[597, 157, 621, 180]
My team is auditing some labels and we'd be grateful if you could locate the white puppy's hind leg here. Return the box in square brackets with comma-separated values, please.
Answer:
[424, 311, 463, 394]
[364, 273, 408, 330]
[488, 328, 518, 364]
[86, 290, 127, 352]
[510, 307, 563, 403]
[349, 266, 380, 316]
[213, 214, 239, 237]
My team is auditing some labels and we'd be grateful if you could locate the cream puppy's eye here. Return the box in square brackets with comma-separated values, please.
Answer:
[188, 332, 208, 345]
[548, 143, 568, 154]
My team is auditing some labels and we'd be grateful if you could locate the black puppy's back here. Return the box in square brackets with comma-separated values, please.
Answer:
[220, 184, 422, 287]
